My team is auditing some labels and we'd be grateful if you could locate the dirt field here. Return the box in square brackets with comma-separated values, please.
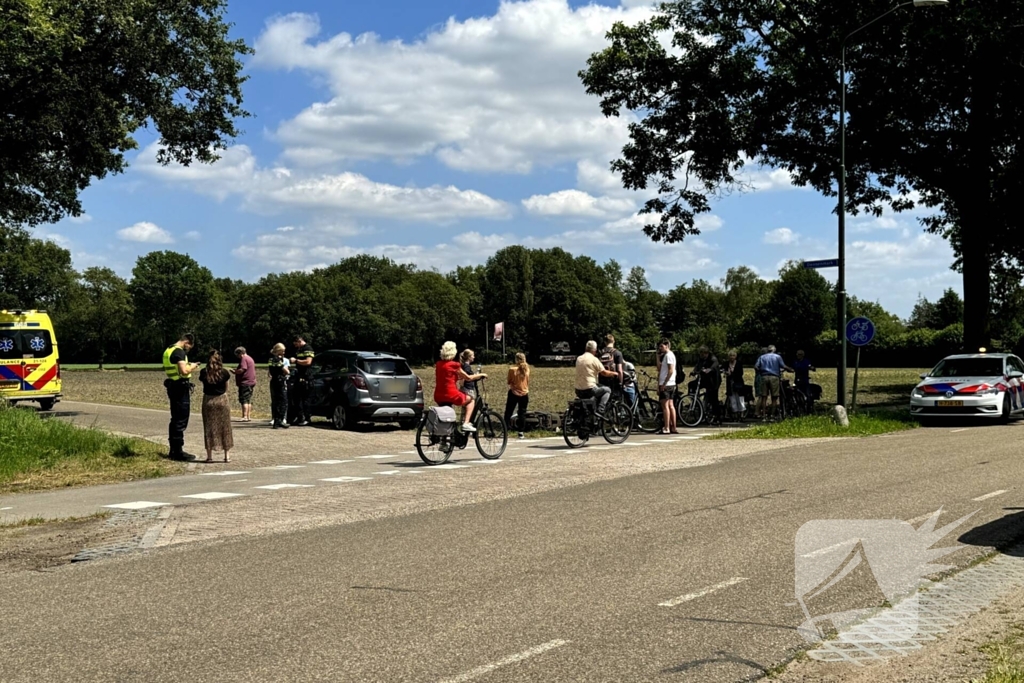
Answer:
[59, 366, 923, 419]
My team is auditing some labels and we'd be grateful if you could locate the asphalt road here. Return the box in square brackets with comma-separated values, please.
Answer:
[3, 419, 1023, 682]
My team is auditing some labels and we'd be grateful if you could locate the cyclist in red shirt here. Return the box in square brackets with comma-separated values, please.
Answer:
[435, 341, 486, 431]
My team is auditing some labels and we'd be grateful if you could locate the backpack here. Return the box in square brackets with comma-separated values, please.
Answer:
[623, 361, 637, 386]
[598, 346, 616, 371]
[426, 406, 457, 436]
[675, 362, 687, 386]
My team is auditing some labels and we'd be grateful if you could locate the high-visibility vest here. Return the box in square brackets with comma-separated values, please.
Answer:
[163, 345, 190, 381]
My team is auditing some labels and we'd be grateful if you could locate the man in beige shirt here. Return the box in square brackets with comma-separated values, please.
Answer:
[575, 340, 617, 415]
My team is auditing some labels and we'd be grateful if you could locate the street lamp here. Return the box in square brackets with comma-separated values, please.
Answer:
[836, 0, 948, 408]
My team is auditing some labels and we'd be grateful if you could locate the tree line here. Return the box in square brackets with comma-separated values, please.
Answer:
[2, 224, 1012, 368]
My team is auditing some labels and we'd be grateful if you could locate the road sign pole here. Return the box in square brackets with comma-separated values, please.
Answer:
[851, 346, 861, 413]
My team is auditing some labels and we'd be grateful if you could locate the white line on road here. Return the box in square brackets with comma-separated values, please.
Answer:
[180, 492, 245, 501]
[516, 454, 559, 459]
[950, 428, 970, 433]
[621, 442, 652, 447]
[261, 465, 306, 470]
[430, 464, 470, 469]
[253, 484, 315, 490]
[225, 479, 248, 483]
[905, 512, 936, 525]
[320, 476, 372, 483]
[0, 507, 12, 511]
[468, 460, 503, 464]
[659, 577, 748, 607]
[801, 538, 859, 558]
[199, 471, 251, 476]
[308, 460, 352, 465]
[973, 490, 1009, 502]
[357, 455, 395, 459]
[104, 501, 169, 510]
[375, 470, 401, 475]
[438, 639, 570, 683]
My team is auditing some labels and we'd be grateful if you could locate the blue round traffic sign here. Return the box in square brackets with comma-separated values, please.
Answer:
[846, 317, 876, 347]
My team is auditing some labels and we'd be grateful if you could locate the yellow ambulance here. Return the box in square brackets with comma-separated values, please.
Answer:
[0, 310, 62, 411]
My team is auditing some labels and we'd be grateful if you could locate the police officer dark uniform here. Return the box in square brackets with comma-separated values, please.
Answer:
[290, 335, 315, 426]
[163, 333, 199, 460]
[268, 342, 290, 429]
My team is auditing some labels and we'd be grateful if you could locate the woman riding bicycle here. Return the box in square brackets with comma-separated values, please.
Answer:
[435, 341, 486, 432]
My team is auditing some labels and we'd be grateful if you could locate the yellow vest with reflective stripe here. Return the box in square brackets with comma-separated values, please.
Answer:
[163, 345, 190, 380]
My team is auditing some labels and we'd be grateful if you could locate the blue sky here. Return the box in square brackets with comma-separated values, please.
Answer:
[41, 0, 961, 318]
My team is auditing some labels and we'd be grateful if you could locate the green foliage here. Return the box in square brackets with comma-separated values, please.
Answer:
[0, 0, 251, 227]
[0, 224, 75, 310]
[64, 267, 134, 367]
[580, 0, 1024, 349]
[128, 251, 215, 353]
[713, 411, 917, 440]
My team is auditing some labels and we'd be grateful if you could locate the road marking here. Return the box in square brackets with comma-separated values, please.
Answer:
[180, 492, 245, 501]
[308, 460, 352, 465]
[0, 507, 13, 511]
[104, 501, 169, 510]
[375, 470, 401, 475]
[950, 428, 970, 433]
[801, 538, 859, 558]
[399, 450, 418, 454]
[405, 470, 425, 474]
[253, 484, 315, 490]
[673, 436, 702, 440]
[320, 476, 372, 483]
[357, 455, 395, 459]
[262, 465, 306, 470]
[659, 577, 748, 607]
[226, 479, 248, 483]
[430, 464, 469, 469]
[469, 460, 503, 464]
[516, 454, 558, 459]
[973, 490, 1009, 502]
[199, 470, 251, 476]
[588, 446, 619, 451]
[621, 442, 652, 447]
[439, 639, 570, 683]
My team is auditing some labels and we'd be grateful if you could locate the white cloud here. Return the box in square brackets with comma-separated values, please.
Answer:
[251, 1, 655, 172]
[763, 227, 798, 245]
[694, 214, 724, 232]
[522, 189, 636, 219]
[117, 222, 174, 244]
[68, 214, 93, 224]
[135, 142, 510, 223]
[184, 231, 202, 241]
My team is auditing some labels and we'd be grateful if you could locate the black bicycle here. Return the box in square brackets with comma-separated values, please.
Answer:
[629, 369, 663, 433]
[676, 370, 717, 428]
[415, 378, 507, 465]
[561, 390, 632, 448]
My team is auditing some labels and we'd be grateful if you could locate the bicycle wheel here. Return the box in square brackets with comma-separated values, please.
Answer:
[562, 407, 589, 448]
[475, 410, 507, 459]
[415, 417, 453, 465]
[635, 396, 661, 433]
[602, 400, 633, 444]
[677, 394, 705, 428]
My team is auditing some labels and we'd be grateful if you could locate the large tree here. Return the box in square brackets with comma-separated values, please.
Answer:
[129, 251, 215, 353]
[75, 267, 134, 368]
[0, 224, 76, 310]
[580, 0, 1024, 349]
[1, 0, 250, 227]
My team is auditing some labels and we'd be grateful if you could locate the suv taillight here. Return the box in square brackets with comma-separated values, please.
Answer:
[416, 377, 423, 391]
[350, 374, 367, 390]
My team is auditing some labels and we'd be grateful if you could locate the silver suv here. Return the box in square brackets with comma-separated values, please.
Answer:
[308, 350, 424, 430]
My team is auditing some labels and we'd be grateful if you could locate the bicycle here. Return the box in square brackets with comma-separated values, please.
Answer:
[415, 377, 507, 465]
[629, 369, 664, 433]
[675, 369, 722, 428]
[561, 390, 633, 448]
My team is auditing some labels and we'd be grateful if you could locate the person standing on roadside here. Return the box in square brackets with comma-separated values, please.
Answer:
[505, 352, 531, 439]
[656, 338, 678, 434]
[268, 343, 290, 429]
[163, 333, 199, 461]
[231, 346, 257, 422]
[199, 349, 234, 463]
[290, 335, 315, 426]
[755, 344, 793, 420]
[692, 345, 722, 425]
[598, 334, 625, 397]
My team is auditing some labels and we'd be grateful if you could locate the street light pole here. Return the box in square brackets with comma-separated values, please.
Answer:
[836, 0, 948, 408]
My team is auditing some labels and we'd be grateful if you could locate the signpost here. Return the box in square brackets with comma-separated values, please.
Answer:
[803, 258, 839, 270]
[846, 317, 876, 412]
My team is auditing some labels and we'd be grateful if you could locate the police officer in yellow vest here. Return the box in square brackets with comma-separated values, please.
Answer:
[163, 333, 199, 460]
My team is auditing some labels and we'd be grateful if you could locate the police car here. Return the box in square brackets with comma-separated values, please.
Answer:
[909, 351, 1024, 423]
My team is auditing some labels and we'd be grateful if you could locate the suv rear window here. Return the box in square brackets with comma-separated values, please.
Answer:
[0, 330, 54, 360]
[359, 358, 412, 376]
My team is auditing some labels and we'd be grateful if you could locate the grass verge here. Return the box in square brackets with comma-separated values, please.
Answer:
[0, 404, 184, 493]
[974, 624, 1024, 683]
[711, 410, 918, 439]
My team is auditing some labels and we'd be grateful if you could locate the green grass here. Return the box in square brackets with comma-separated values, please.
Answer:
[0, 403, 183, 493]
[974, 625, 1024, 683]
[712, 410, 918, 439]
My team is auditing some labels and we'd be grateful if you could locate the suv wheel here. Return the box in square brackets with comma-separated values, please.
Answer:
[331, 404, 348, 431]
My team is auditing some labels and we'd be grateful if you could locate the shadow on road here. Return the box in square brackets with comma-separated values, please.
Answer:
[959, 508, 1024, 556]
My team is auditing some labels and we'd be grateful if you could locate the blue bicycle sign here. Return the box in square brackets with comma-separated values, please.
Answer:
[846, 317, 876, 347]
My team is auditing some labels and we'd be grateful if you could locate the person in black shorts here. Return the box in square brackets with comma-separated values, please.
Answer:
[290, 335, 315, 426]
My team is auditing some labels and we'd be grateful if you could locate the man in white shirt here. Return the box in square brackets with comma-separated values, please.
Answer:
[575, 340, 618, 415]
[657, 338, 678, 434]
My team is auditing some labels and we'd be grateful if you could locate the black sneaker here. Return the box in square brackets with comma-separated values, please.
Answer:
[168, 451, 195, 462]
[272, 422, 280, 430]
[295, 420, 311, 427]
[279, 422, 290, 429]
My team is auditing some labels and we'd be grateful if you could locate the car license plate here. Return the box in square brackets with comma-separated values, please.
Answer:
[936, 400, 963, 407]
[380, 378, 409, 395]
[0, 380, 20, 389]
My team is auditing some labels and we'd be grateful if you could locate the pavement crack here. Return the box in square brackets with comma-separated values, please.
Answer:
[671, 489, 791, 517]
